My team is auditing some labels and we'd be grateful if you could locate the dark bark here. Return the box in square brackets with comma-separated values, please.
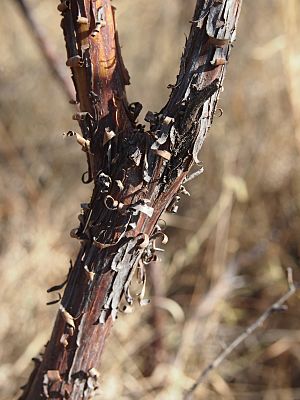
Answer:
[19, 0, 242, 399]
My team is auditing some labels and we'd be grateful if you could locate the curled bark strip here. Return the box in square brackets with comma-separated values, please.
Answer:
[93, 239, 117, 250]
[136, 233, 150, 249]
[167, 195, 181, 213]
[208, 36, 230, 47]
[91, 17, 106, 38]
[114, 179, 124, 192]
[128, 102, 143, 121]
[59, 305, 75, 330]
[128, 200, 154, 218]
[154, 149, 172, 160]
[66, 55, 84, 68]
[57, 1, 70, 13]
[65, 130, 90, 152]
[150, 231, 169, 245]
[72, 112, 92, 122]
[145, 110, 159, 125]
[46, 293, 62, 306]
[215, 107, 223, 117]
[47, 370, 62, 383]
[60, 333, 69, 348]
[104, 195, 118, 210]
[151, 115, 175, 151]
[180, 185, 191, 196]
[77, 17, 89, 25]
[42, 373, 49, 398]
[103, 128, 116, 145]
[70, 227, 81, 239]
[140, 298, 151, 306]
[137, 271, 150, 306]
[89, 368, 100, 378]
[121, 304, 134, 314]
[81, 170, 93, 184]
[47, 281, 67, 293]
[84, 265, 95, 282]
[211, 57, 227, 66]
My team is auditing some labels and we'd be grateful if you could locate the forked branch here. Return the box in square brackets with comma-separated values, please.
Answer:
[19, 1, 243, 398]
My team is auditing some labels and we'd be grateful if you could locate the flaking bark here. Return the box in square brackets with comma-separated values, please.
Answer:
[19, 0, 242, 399]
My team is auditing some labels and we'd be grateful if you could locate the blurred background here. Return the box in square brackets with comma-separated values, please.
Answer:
[0, 0, 300, 399]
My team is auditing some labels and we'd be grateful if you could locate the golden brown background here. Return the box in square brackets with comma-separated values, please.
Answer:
[1, 0, 300, 399]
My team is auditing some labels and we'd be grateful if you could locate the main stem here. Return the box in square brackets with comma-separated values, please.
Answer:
[20, 0, 242, 399]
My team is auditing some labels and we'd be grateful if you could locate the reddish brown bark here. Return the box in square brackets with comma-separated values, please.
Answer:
[19, 0, 242, 398]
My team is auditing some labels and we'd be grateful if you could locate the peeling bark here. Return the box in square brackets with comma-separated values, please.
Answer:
[19, 0, 243, 399]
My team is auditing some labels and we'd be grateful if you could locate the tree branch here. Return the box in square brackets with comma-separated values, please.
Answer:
[19, 0, 243, 398]
[15, 0, 75, 100]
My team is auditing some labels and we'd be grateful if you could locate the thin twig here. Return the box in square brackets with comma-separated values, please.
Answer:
[183, 268, 298, 400]
[148, 262, 166, 372]
[15, 0, 75, 100]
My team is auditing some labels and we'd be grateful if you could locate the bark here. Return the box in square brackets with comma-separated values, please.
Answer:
[19, 0, 242, 399]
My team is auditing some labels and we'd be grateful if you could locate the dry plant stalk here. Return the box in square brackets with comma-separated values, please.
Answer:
[19, 0, 242, 398]
[184, 268, 299, 399]
[15, 0, 75, 100]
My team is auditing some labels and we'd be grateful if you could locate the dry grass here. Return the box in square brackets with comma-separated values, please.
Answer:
[1, 0, 300, 399]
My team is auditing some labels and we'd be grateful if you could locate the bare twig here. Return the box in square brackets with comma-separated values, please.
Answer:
[183, 268, 298, 400]
[15, 0, 75, 100]
[145, 262, 167, 375]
